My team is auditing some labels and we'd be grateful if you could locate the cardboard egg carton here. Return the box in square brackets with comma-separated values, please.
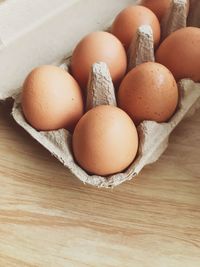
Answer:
[1, 0, 200, 188]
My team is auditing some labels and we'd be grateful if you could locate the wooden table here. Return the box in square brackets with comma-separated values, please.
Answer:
[0, 101, 199, 267]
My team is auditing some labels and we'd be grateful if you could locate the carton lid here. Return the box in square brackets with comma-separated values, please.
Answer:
[0, 0, 133, 101]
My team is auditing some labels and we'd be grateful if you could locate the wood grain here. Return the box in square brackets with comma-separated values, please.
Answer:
[0, 100, 200, 267]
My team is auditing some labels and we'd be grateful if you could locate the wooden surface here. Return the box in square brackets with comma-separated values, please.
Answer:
[0, 101, 199, 267]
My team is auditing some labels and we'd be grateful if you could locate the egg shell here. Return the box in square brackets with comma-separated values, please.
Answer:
[72, 105, 138, 176]
[140, 0, 189, 21]
[140, 0, 172, 21]
[70, 31, 127, 91]
[111, 5, 161, 50]
[22, 65, 84, 131]
[156, 27, 200, 82]
[118, 62, 179, 125]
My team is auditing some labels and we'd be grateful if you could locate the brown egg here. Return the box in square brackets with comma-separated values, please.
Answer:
[111, 5, 161, 50]
[140, 0, 189, 21]
[70, 31, 127, 90]
[140, 0, 172, 21]
[72, 105, 138, 176]
[156, 27, 200, 82]
[22, 65, 84, 131]
[118, 62, 178, 125]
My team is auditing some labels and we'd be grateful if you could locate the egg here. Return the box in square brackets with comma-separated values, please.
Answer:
[111, 5, 161, 50]
[118, 62, 178, 125]
[141, 0, 190, 21]
[156, 27, 200, 82]
[22, 65, 84, 131]
[70, 31, 127, 90]
[140, 0, 190, 21]
[72, 105, 138, 176]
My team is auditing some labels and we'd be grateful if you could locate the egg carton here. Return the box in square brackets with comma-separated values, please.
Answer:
[2, 0, 200, 188]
